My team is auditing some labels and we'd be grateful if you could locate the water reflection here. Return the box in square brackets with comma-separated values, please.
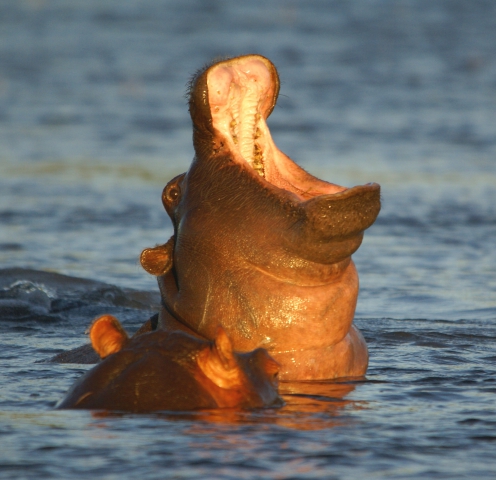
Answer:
[88, 379, 363, 431]
[276, 379, 363, 430]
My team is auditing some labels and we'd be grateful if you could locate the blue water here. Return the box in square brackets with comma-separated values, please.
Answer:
[1, 1, 496, 478]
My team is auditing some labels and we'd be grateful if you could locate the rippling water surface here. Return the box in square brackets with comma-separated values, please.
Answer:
[1, 1, 496, 478]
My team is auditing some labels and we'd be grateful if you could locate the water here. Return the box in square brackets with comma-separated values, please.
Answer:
[1, 0, 496, 478]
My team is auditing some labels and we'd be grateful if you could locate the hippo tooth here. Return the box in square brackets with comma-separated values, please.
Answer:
[206, 59, 271, 178]
[239, 90, 259, 167]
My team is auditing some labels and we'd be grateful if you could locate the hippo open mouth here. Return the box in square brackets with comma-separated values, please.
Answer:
[189, 54, 378, 205]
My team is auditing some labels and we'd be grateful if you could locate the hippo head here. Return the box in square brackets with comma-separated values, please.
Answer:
[141, 55, 380, 381]
[58, 315, 282, 412]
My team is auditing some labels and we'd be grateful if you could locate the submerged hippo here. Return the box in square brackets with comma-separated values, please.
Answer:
[140, 54, 381, 381]
[58, 315, 281, 412]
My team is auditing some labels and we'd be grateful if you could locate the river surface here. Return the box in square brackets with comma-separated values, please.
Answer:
[1, 1, 496, 478]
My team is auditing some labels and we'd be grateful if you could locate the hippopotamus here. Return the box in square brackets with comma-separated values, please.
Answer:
[139, 54, 381, 381]
[58, 315, 281, 412]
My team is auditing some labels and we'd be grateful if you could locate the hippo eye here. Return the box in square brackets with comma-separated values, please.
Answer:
[163, 184, 181, 206]
[168, 187, 180, 201]
[161, 173, 186, 215]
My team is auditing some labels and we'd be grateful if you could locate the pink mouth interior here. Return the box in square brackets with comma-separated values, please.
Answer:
[207, 57, 347, 201]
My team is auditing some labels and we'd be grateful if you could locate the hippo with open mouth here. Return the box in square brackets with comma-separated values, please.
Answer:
[140, 54, 381, 381]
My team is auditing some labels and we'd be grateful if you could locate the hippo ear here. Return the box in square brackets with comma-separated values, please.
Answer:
[198, 326, 242, 389]
[213, 326, 237, 371]
[140, 236, 174, 276]
[89, 315, 129, 359]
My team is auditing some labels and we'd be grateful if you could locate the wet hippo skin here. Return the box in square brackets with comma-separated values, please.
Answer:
[140, 55, 381, 381]
[58, 315, 282, 412]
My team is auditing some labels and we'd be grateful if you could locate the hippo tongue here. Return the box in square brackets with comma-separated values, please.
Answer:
[204, 55, 346, 201]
